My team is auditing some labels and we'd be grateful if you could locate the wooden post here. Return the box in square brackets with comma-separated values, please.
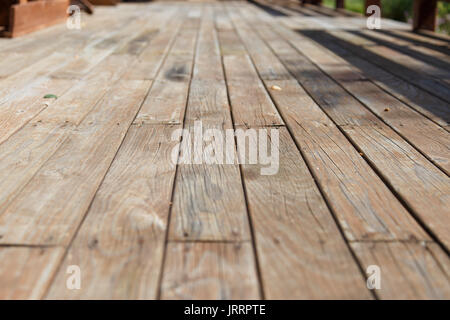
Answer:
[302, 0, 322, 5]
[336, 0, 344, 9]
[365, 0, 381, 17]
[413, 0, 438, 31]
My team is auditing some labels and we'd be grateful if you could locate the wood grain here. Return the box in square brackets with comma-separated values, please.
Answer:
[160, 242, 260, 300]
[0, 247, 64, 299]
[240, 128, 372, 299]
[0, 55, 134, 217]
[0, 80, 151, 246]
[351, 241, 450, 299]
[223, 54, 283, 127]
[46, 125, 180, 299]
[265, 80, 428, 242]
[168, 10, 250, 241]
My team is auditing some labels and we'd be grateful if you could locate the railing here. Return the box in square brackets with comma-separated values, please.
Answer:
[301, 0, 450, 31]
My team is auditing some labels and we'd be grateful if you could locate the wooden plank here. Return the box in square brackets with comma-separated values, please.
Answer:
[224, 55, 284, 127]
[239, 127, 372, 299]
[428, 243, 450, 277]
[51, 16, 154, 79]
[0, 8, 130, 78]
[265, 25, 450, 250]
[327, 30, 450, 102]
[229, 5, 429, 242]
[265, 80, 428, 242]
[246, 9, 450, 247]
[385, 29, 450, 51]
[0, 52, 70, 105]
[227, 7, 293, 80]
[298, 30, 450, 128]
[272, 30, 450, 175]
[160, 242, 260, 299]
[357, 29, 450, 69]
[47, 9, 203, 295]
[0, 80, 151, 246]
[351, 242, 450, 299]
[135, 28, 197, 125]
[123, 15, 183, 80]
[0, 55, 134, 217]
[168, 122, 251, 241]
[0, 247, 64, 299]
[168, 10, 250, 241]
[46, 125, 180, 299]
[0, 77, 72, 145]
[339, 79, 450, 175]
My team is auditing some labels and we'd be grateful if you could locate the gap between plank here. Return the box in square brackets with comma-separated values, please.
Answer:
[41, 10, 186, 300]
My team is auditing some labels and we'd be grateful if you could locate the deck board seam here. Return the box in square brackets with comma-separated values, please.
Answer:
[219, 3, 266, 300]
[41, 8, 187, 300]
[252, 5, 450, 256]
[155, 6, 203, 300]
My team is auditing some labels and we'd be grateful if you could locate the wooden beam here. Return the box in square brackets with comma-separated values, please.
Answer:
[336, 0, 344, 9]
[413, 0, 438, 31]
[4, 0, 69, 38]
[89, 0, 117, 5]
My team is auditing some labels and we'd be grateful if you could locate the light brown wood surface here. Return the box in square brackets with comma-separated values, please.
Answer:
[0, 2, 449, 300]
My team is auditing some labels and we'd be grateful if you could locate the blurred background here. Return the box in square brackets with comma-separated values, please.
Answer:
[323, 0, 450, 34]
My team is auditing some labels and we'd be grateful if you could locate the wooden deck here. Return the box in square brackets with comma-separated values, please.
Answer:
[0, 1, 449, 299]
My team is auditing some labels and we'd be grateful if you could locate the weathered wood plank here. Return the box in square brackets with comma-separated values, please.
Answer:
[46, 125, 179, 299]
[51, 16, 154, 79]
[269, 29, 450, 175]
[135, 27, 197, 125]
[327, 30, 450, 102]
[298, 30, 450, 128]
[123, 12, 185, 80]
[228, 5, 429, 242]
[0, 8, 133, 78]
[0, 55, 134, 218]
[243, 10, 450, 249]
[0, 78, 72, 145]
[160, 242, 260, 299]
[168, 10, 250, 241]
[351, 242, 450, 299]
[239, 127, 372, 299]
[0, 247, 64, 299]
[266, 79, 429, 242]
[0, 80, 151, 246]
[223, 54, 284, 127]
[0, 52, 69, 106]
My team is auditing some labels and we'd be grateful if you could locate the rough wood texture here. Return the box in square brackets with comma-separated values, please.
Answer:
[0, 2, 449, 300]
[352, 242, 450, 299]
[160, 242, 260, 299]
[46, 125, 180, 299]
[168, 9, 251, 241]
[242, 8, 450, 250]
[239, 128, 372, 299]
[0, 247, 64, 299]
[0, 80, 151, 246]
